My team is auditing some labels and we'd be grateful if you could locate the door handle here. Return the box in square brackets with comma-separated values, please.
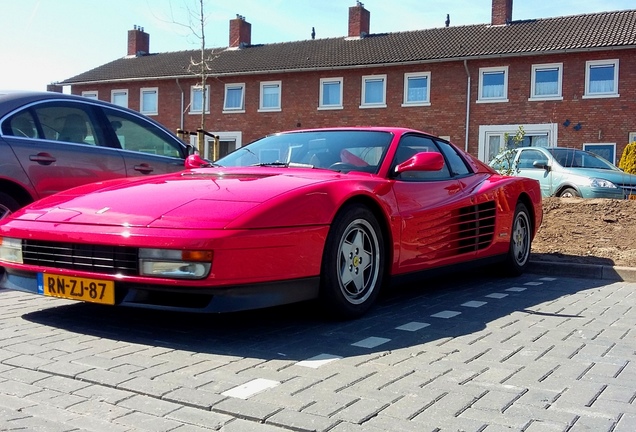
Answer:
[29, 153, 56, 165]
[134, 163, 154, 174]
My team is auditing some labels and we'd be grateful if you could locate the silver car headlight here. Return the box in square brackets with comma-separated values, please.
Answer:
[139, 248, 212, 279]
[589, 178, 618, 189]
[0, 237, 23, 264]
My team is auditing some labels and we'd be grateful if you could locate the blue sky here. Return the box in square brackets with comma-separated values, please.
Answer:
[2, 0, 634, 92]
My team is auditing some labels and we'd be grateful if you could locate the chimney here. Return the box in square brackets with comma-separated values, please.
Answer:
[229, 15, 251, 48]
[491, 0, 513, 25]
[127, 25, 149, 56]
[348, 2, 370, 38]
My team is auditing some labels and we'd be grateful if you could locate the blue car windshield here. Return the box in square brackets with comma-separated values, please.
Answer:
[216, 130, 393, 173]
[548, 148, 617, 170]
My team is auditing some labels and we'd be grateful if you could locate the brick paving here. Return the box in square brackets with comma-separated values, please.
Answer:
[0, 271, 635, 431]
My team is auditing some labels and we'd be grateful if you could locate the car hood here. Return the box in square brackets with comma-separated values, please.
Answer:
[561, 167, 636, 184]
[14, 168, 350, 229]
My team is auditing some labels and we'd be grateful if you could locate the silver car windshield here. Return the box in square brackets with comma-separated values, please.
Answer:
[216, 130, 393, 173]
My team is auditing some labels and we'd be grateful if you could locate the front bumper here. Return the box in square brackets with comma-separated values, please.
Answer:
[0, 269, 320, 313]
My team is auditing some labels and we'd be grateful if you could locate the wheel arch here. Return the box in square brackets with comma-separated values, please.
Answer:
[0, 179, 35, 208]
[554, 184, 580, 198]
[515, 191, 537, 239]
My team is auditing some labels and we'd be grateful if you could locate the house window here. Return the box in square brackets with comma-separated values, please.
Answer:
[530, 63, 563, 100]
[402, 72, 431, 106]
[223, 83, 245, 112]
[190, 85, 210, 114]
[140, 88, 158, 115]
[319, 78, 343, 109]
[478, 123, 557, 162]
[478, 67, 508, 103]
[259, 81, 281, 112]
[82, 91, 98, 100]
[111, 90, 128, 107]
[584, 59, 619, 98]
[360, 75, 387, 108]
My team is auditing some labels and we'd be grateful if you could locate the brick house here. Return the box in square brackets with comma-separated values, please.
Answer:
[60, 0, 636, 164]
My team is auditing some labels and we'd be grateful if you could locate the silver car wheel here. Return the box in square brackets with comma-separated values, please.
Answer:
[511, 208, 531, 267]
[336, 218, 381, 305]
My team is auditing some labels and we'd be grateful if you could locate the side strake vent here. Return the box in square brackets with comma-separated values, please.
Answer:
[457, 201, 496, 253]
[22, 240, 139, 276]
[414, 201, 497, 261]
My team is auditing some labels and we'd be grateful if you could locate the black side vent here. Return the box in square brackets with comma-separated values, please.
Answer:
[457, 201, 497, 253]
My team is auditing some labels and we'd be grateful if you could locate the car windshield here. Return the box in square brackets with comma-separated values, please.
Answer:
[548, 148, 618, 170]
[216, 130, 393, 173]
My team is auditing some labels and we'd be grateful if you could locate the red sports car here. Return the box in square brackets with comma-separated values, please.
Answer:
[0, 127, 542, 318]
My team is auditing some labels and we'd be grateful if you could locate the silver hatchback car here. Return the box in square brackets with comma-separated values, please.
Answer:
[489, 146, 636, 199]
[0, 91, 193, 218]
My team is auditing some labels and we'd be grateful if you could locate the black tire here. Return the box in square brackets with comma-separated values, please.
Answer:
[0, 192, 21, 220]
[559, 187, 580, 198]
[503, 202, 532, 276]
[320, 204, 385, 319]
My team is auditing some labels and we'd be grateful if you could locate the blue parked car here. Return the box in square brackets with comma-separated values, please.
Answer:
[489, 147, 636, 199]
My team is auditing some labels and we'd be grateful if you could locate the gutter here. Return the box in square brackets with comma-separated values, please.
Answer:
[175, 78, 184, 130]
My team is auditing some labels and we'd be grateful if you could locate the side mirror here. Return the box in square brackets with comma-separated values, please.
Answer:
[395, 152, 444, 174]
[533, 160, 550, 171]
[185, 154, 209, 169]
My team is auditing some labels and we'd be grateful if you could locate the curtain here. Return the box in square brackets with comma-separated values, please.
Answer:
[589, 65, 615, 93]
[407, 77, 427, 102]
[364, 79, 384, 104]
[482, 72, 504, 98]
[322, 82, 341, 105]
[535, 69, 558, 96]
[262, 85, 279, 108]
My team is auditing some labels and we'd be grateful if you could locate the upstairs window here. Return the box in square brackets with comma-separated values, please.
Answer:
[319, 78, 343, 109]
[478, 67, 508, 103]
[190, 85, 210, 114]
[360, 75, 387, 108]
[224, 83, 245, 112]
[111, 90, 128, 108]
[403, 72, 431, 106]
[259, 81, 281, 111]
[530, 63, 562, 100]
[584, 59, 619, 98]
[140, 88, 158, 115]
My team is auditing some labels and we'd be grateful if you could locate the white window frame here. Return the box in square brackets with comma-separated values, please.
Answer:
[583, 59, 619, 99]
[402, 72, 431, 107]
[529, 63, 563, 101]
[140, 87, 158, 115]
[629, 132, 636, 143]
[191, 131, 243, 160]
[189, 85, 210, 114]
[258, 81, 282, 112]
[360, 74, 387, 108]
[111, 89, 128, 108]
[318, 77, 344, 110]
[477, 123, 559, 162]
[477, 66, 509, 103]
[82, 91, 98, 100]
[223, 83, 245, 113]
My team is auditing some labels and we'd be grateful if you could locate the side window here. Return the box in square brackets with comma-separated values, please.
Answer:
[31, 104, 100, 145]
[436, 140, 471, 176]
[393, 135, 451, 180]
[103, 108, 184, 158]
[3, 111, 38, 138]
[517, 149, 547, 169]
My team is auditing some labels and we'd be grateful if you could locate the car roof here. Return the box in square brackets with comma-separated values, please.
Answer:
[0, 90, 125, 116]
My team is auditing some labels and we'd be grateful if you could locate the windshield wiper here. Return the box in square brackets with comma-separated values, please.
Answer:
[252, 162, 315, 168]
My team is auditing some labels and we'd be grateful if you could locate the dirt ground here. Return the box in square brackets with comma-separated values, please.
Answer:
[531, 197, 636, 268]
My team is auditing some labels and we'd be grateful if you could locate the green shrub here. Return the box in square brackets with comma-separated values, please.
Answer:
[618, 141, 636, 174]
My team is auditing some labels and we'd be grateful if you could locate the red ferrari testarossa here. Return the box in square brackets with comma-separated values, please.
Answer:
[0, 127, 542, 318]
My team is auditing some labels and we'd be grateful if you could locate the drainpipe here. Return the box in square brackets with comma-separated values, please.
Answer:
[176, 78, 184, 130]
[463, 60, 471, 153]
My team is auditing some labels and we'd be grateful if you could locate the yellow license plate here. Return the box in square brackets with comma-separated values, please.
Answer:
[39, 273, 115, 305]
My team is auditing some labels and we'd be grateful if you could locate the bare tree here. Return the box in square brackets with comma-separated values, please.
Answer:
[164, 0, 217, 154]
